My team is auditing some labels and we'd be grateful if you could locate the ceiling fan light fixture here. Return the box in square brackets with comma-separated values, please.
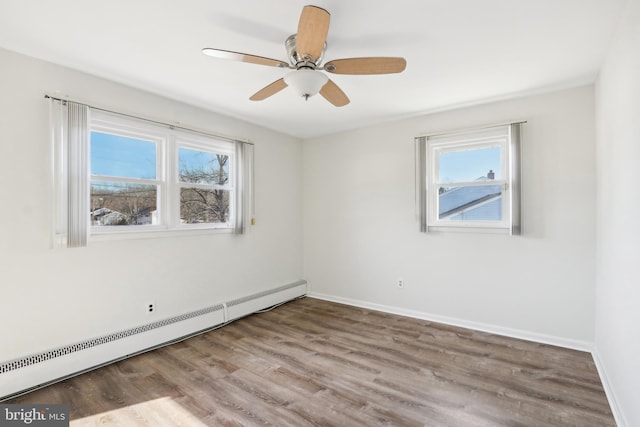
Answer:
[284, 69, 328, 100]
[202, 5, 405, 106]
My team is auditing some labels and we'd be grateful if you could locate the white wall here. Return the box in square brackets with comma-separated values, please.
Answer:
[595, 0, 640, 425]
[304, 86, 597, 347]
[1, 19, 633, 419]
[0, 48, 303, 363]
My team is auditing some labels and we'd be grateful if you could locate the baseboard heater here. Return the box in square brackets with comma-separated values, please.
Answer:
[0, 280, 307, 401]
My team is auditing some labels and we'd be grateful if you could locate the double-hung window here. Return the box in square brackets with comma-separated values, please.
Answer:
[90, 122, 163, 228]
[175, 137, 234, 227]
[416, 123, 523, 234]
[51, 99, 253, 247]
[89, 111, 239, 234]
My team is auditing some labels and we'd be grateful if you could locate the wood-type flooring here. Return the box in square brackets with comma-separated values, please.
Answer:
[9, 297, 615, 426]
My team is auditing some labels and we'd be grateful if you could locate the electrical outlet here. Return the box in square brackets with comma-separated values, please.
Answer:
[397, 279, 404, 289]
[146, 301, 155, 314]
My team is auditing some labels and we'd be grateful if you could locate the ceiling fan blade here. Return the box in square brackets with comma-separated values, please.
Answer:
[249, 78, 288, 101]
[296, 5, 330, 61]
[202, 48, 289, 68]
[324, 57, 407, 75]
[320, 79, 349, 107]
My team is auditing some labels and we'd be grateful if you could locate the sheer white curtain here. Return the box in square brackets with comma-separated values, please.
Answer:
[414, 136, 427, 233]
[233, 141, 255, 234]
[50, 98, 90, 247]
[509, 122, 522, 236]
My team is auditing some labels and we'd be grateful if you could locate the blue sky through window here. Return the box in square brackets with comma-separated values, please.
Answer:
[91, 132, 156, 179]
[439, 146, 501, 183]
[179, 147, 227, 184]
[91, 132, 229, 185]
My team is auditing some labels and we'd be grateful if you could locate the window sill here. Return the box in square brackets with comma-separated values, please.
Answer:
[88, 226, 234, 243]
[426, 225, 511, 235]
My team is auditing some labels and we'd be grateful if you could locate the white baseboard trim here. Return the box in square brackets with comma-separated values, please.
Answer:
[592, 349, 628, 427]
[0, 280, 307, 401]
[307, 292, 593, 352]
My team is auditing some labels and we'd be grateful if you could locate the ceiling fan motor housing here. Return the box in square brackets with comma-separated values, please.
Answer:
[286, 34, 326, 69]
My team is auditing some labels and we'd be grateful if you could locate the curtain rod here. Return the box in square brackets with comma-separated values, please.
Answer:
[418, 120, 527, 139]
[44, 94, 253, 145]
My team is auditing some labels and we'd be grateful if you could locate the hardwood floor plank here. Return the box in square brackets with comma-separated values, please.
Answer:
[7, 297, 615, 426]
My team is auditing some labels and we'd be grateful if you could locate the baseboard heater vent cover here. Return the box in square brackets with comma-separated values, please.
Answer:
[0, 303, 224, 376]
[0, 280, 307, 381]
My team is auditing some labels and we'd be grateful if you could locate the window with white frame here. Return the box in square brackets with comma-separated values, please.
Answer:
[90, 126, 162, 228]
[175, 139, 234, 226]
[416, 123, 522, 234]
[90, 111, 237, 232]
[50, 99, 253, 247]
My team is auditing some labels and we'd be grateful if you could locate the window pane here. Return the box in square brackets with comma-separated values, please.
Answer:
[91, 181, 158, 226]
[180, 188, 229, 224]
[438, 185, 502, 221]
[438, 146, 501, 183]
[179, 148, 229, 185]
[91, 132, 156, 179]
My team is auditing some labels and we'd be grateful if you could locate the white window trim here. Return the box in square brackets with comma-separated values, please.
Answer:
[416, 122, 523, 235]
[172, 133, 235, 231]
[89, 110, 237, 239]
[428, 132, 509, 230]
[90, 114, 167, 235]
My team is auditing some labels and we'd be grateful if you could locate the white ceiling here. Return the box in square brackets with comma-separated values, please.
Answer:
[0, 0, 626, 138]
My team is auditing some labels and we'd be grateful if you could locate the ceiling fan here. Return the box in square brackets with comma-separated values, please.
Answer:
[202, 5, 407, 107]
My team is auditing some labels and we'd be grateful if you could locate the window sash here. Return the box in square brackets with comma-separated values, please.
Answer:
[430, 139, 508, 186]
[89, 127, 237, 232]
[429, 134, 509, 229]
[436, 183, 506, 224]
[173, 137, 234, 229]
